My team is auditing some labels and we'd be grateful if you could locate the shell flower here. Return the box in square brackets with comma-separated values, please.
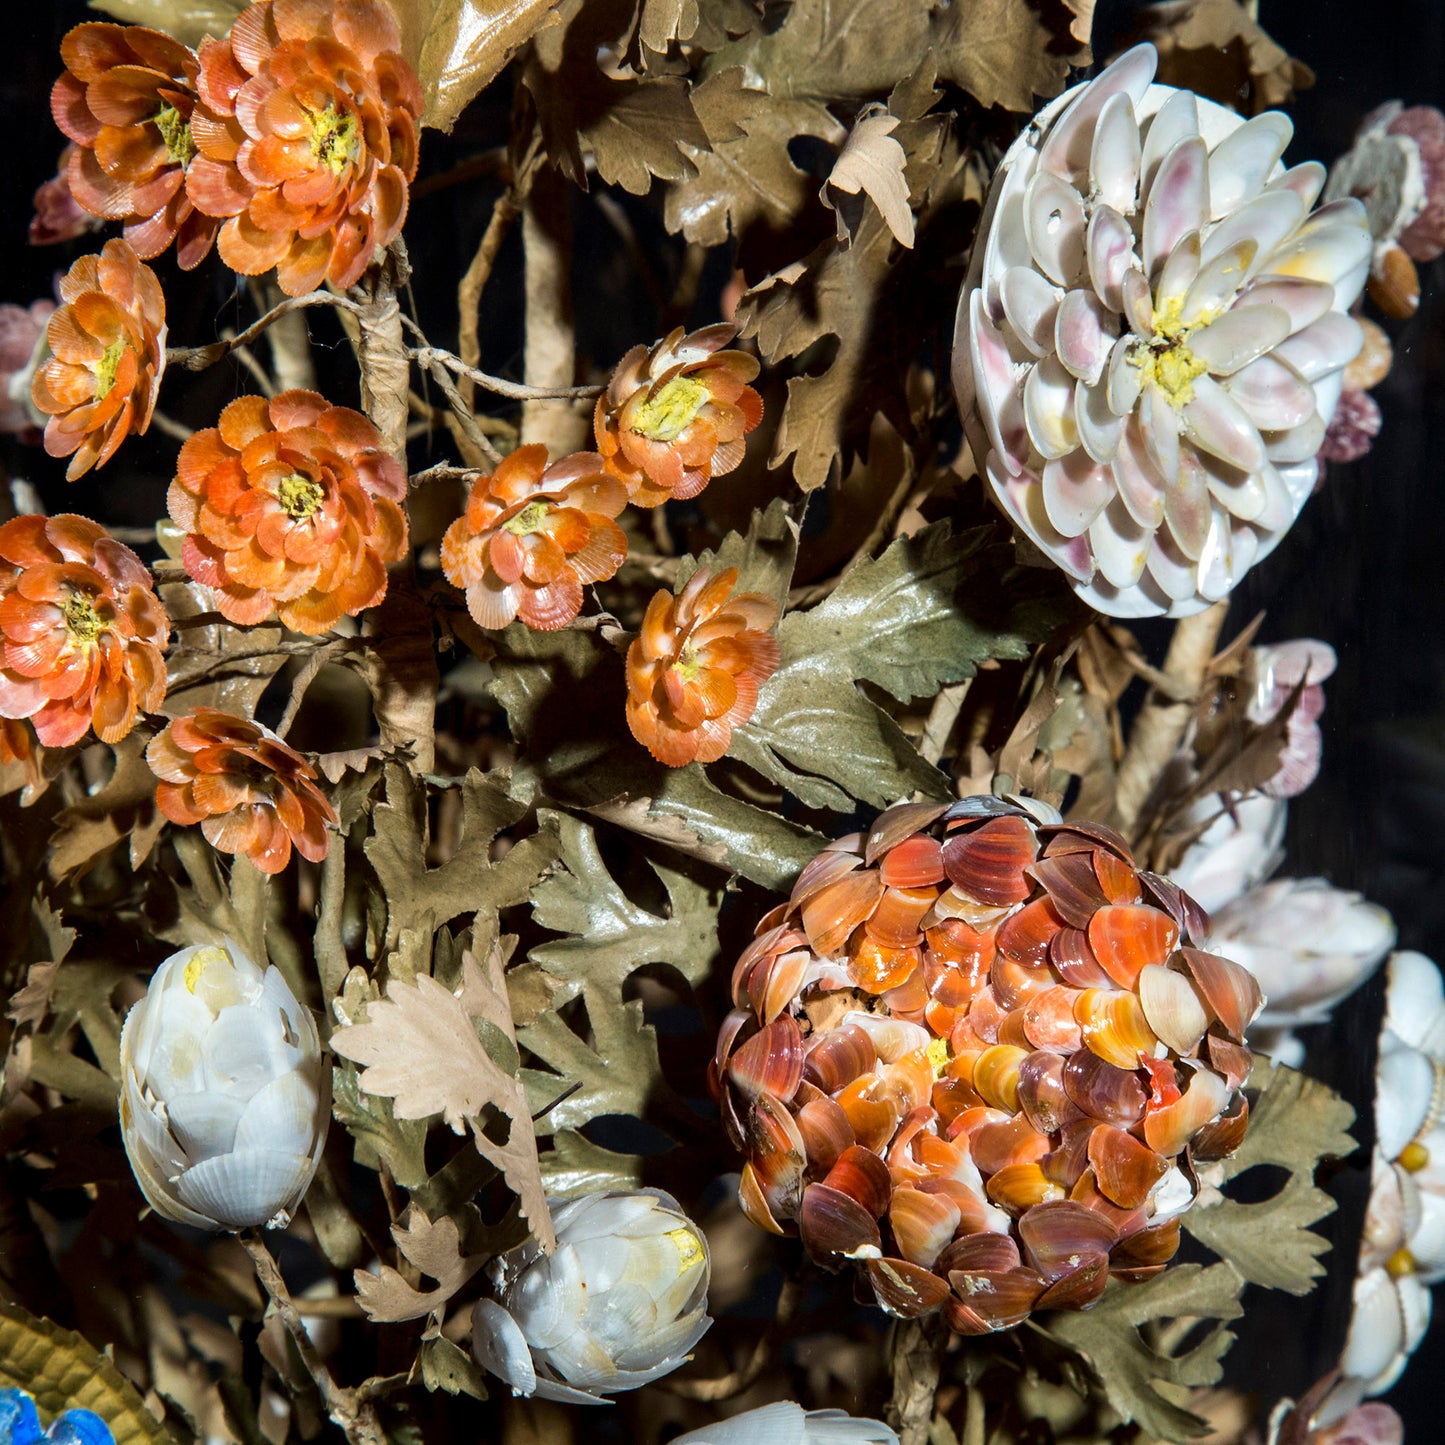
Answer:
[0, 301, 56, 443]
[954, 43, 1371, 618]
[1326, 102, 1445, 317]
[626, 566, 780, 768]
[50, 22, 219, 268]
[29, 147, 105, 247]
[713, 797, 1259, 1335]
[147, 708, 338, 875]
[1170, 791, 1286, 915]
[186, 0, 422, 296]
[119, 939, 329, 1231]
[0, 514, 168, 749]
[31, 240, 166, 481]
[168, 390, 408, 635]
[594, 325, 763, 507]
[1247, 638, 1335, 798]
[0, 1389, 114, 1445]
[440, 445, 628, 632]
[671, 1403, 898, 1444]
[471, 1190, 712, 1404]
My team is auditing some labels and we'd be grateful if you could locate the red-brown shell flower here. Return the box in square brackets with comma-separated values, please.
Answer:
[147, 708, 337, 874]
[594, 325, 763, 507]
[626, 566, 780, 767]
[714, 799, 1260, 1334]
[50, 23, 219, 268]
[30, 146, 106, 247]
[440, 445, 628, 632]
[30, 240, 166, 481]
[168, 389, 408, 636]
[0, 514, 168, 748]
[186, 0, 422, 296]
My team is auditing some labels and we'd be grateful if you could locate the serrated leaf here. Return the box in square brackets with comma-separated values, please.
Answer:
[353, 1209, 483, 1323]
[0, 1299, 177, 1445]
[675, 498, 801, 614]
[416, 1336, 490, 1399]
[364, 764, 559, 980]
[332, 1062, 429, 1189]
[824, 108, 915, 248]
[541, 1129, 646, 1196]
[1038, 1263, 1244, 1442]
[1183, 1060, 1356, 1294]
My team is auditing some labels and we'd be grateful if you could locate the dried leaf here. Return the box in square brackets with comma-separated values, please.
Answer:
[46, 734, 164, 880]
[386, 0, 567, 131]
[1184, 1060, 1356, 1295]
[353, 1210, 483, 1323]
[1038, 1264, 1244, 1441]
[675, 498, 801, 624]
[87, 0, 245, 46]
[930, 0, 1093, 112]
[824, 107, 915, 248]
[364, 764, 559, 980]
[160, 580, 286, 720]
[4, 899, 75, 1031]
[0, 1299, 177, 1445]
[417, 1335, 491, 1398]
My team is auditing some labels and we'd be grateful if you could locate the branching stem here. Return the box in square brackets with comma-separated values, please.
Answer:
[168, 292, 361, 371]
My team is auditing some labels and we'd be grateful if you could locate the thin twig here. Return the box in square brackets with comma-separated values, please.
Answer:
[413, 352, 505, 468]
[1112, 601, 1229, 838]
[169, 292, 362, 371]
[148, 409, 193, 442]
[239, 1230, 385, 1445]
[276, 638, 354, 739]
[668, 1272, 806, 1401]
[408, 345, 601, 402]
[458, 190, 522, 406]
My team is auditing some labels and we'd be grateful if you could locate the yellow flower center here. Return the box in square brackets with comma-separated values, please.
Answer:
[666, 1226, 706, 1273]
[926, 1036, 951, 1079]
[671, 638, 702, 684]
[504, 500, 550, 536]
[153, 103, 196, 166]
[1399, 1140, 1431, 1173]
[633, 375, 710, 442]
[94, 337, 129, 400]
[277, 472, 325, 520]
[309, 104, 359, 175]
[62, 590, 103, 646]
[1127, 295, 1213, 409]
[1386, 1246, 1417, 1279]
[184, 945, 231, 994]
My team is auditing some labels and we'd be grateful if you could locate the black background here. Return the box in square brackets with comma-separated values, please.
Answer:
[0, 0, 1441, 1435]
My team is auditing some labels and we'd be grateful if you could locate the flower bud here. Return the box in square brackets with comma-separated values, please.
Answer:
[471, 1190, 712, 1403]
[119, 940, 328, 1231]
[670, 1402, 898, 1443]
[1171, 793, 1286, 914]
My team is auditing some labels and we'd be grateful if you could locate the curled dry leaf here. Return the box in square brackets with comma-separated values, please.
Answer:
[823, 108, 916, 249]
[354, 1209, 483, 1322]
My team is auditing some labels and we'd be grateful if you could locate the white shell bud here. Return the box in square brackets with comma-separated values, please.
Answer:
[670, 1402, 900, 1443]
[471, 1189, 712, 1403]
[119, 940, 328, 1232]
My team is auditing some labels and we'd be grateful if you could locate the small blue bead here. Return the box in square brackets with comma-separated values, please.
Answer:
[45, 1412, 116, 1445]
[0, 1388, 44, 1445]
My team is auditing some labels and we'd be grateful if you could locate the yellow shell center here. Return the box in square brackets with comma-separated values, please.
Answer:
[154, 103, 196, 166]
[633, 375, 710, 442]
[671, 639, 702, 684]
[62, 590, 103, 646]
[504, 500, 550, 536]
[926, 1036, 951, 1079]
[1128, 295, 1212, 409]
[666, 1226, 705, 1273]
[1399, 1140, 1431, 1173]
[309, 104, 359, 175]
[277, 472, 325, 521]
[183, 945, 231, 994]
[1386, 1246, 1417, 1278]
[94, 336, 129, 400]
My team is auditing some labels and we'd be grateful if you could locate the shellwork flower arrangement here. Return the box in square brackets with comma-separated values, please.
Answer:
[0, 3, 1435, 1445]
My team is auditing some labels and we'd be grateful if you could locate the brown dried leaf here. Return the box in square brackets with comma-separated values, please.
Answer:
[46, 734, 164, 880]
[5, 962, 60, 1032]
[87, 0, 245, 46]
[931, 0, 1094, 112]
[824, 107, 916, 248]
[386, 0, 567, 132]
[353, 1209, 483, 1322]
[1135, 0, 1313, 113]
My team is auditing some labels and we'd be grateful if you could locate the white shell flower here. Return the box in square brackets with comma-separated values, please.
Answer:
[119, 940, 328, 1232]
[670, 1403, 899, 1444]
[471, 1189, 712, 1404]
[1203, 877, 1395, 1030]
[1171, 791, 1287, 914]
[953, 43, 1371, 617]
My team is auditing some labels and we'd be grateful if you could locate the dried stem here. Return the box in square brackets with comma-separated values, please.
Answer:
[458, 190, 522, 402]
[168, 292, 360, 371]
[253, 277, 318, 392]
[1112, 601, 1229, 838]
[667, 1271, 806, 1401]
[886, 1316, 948, 1445]
[239, 1230, 385, 1445]
[411, 352, 505, 468]
[409, 345, 600, 403]
[276, 638, 353, 738]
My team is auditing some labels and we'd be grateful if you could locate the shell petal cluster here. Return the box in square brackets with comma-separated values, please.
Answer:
[713, 797, 1260, 1333]
[953, 43, 1370, 617]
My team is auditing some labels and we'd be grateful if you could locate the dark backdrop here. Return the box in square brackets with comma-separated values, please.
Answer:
[0, 0, 1441, 1434]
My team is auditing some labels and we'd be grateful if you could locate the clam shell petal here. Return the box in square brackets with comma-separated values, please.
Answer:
[973, 1043, 1030, 1112]
[1109, 1216, 1182, 1276]
[1180, 240, 1259, 326]
[1112, 414, 1166, 527]
[1076, 376, 1125, 464]
[1146, 532, 1199, 603]
[1138, 963, 1210, 1054]
[802, 1023, 876, 1094]
[1200, 190, 1305, 275]
[1225, 354, 1317, 431]
[1034, 1256, 1111, 1311]
[865, 801, 950, 864]
[472, 1299, 538, 1396]
[1049, 926, 1114, 988]
[1182, 374, 1267, 473]
[1207, 112, 1292, 219]
[1026, 852, 1109, 928]
[1237, 276, 1334, 335]
[1177, 946, 1264, 1038]
[1055, 288, 1117, 386]
[1022, 988, 1085, 1055]
[1190, 1092, 1249, 1160]
[824, 1143, 893, 1217]
[1087, 205, 1139, 312]
[800, 1182, 883, 1266]
[942, 815, 1037, 906]
[796, 1092, 855, 1174]
[802, 869, 885, 958]
[878, 834, 945, 887]
[1024, 172, 1088, 287]
[1090, 91, 1143, 214]
[1155, 228, 1202, 308]
[729, 1014, 806, 1102]
[1188, 304, 1292, 378]
[1039, 42, 1156, 182]
[1088, 1123, 1169, 1209]
[867, 1255, 951, 1317]
[1062, 1049, 1147, 1126]
[969, 294, 1030, 472]
[1273, 312, 1365, 381]
[944, 1270, 1046, 1333]
[997, 897, 1066, 964]
[1143, 1066, 1231, 1155]
[1024, 353, 1081, 460]
[1140, 89, 1199, 197]
[986, 1160, 1067, 1214]
[1019, 1197, 1119, 1279]
[1088, 904, 1180, 989]
[1043, 451, 1113, 538]
[1001, 266, 1063, 359]
[1144, 137, 1208, 278]
[890, 1186, 963, 1269]
[1267, 160, 1326, 209]
[1075, 988, 1162, 1071]
[1018, 1048, 1086, 1134]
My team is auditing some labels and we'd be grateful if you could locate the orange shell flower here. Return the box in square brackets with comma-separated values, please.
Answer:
[186, 0, 422, 296]
[594, 324, 763, 507]
[0, 514, 168, 749]
[147, 708, 337, 874]
[168, 389, 408, 636]
[440, 445, 628, 632]
[51, 22, 219, 269]
[31, 240, 166, 481]
[626, 566, 780, 767]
